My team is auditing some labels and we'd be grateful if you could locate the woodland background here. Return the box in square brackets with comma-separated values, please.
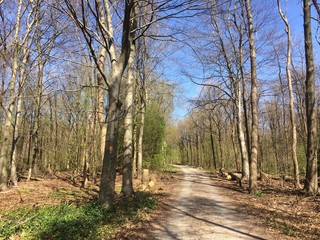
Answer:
[0, 0, 319, 206]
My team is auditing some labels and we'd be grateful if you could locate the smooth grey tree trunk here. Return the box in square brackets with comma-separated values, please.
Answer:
[238, 82, 249, 180]
[244, 0, 259, 194]
[97, 47, 107, 162]
[11, 47, 30, 185]
[99, 83, 122, 205]
[121, 41, 135, 196]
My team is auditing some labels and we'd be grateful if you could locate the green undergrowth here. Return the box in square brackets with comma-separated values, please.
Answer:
[161, 164, 177, 172]
[0, 192, 156, 240]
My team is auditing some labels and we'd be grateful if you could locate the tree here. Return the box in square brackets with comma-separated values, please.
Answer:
[0, 0, 37, 190]
[244, 0, 259, 194]
[210, 0, 249, 179]
[277, 0, 302, 189]
[64, 0, 138, 205]
[121, 30, 136, 197]
[303, 0, 318, 193]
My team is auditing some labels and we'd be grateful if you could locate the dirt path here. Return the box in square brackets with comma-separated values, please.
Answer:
[145, 165, 288, 240]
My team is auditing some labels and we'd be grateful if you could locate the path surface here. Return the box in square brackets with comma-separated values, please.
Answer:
[147, 165, 276, 240]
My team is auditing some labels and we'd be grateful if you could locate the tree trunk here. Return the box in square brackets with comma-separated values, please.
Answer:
[209, 116, 217, 169]
[277, 0, 302, 189]
[0, 0, 23, 190]
[218, 126, 224, 168]
[10, 47, 30, 186]
[82, 158, 89, 189]
[231, 124, 240, 172]
[10, 90, 23, 186]
[244, 0, 259, 194]
[303, 0, 318, 193]
[195, 130, 200, 166]
[137, 95, 146, 181]
[28, 64, 43, 182]
[97, 48, 107, 162]
[99, 82, 122, 205]
[132, 87, 138, 178]
[97, 0, 136, 205]
[237, 79, 249, 180]
[82, 100, 93, 189]
[238, 26, 250, 179]
[121, 42, 135, 196]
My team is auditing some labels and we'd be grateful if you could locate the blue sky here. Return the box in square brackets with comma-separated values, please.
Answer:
[164, 0, 318, 123]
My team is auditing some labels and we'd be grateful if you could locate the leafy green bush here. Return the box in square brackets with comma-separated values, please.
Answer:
[143, 104, 166, 160]
[144, 153, 165, 171]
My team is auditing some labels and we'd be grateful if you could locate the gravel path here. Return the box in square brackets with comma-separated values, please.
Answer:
[147, 165, 276, 240]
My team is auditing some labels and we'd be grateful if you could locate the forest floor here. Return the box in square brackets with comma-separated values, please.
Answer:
[0, 166, 319, 239]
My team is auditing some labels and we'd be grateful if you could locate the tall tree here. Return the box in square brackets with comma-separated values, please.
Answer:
[210, 0, 249, 179]
[277, 0, 302, 189]
[0, 0, 37, 190]
[244, 0, 258, 194]
[303, 0, 318, 193]
[64, 0, 138, 205]
[121, 13, 137, 196]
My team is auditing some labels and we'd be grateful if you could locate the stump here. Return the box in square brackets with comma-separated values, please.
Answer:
[142, 169, 149, 184]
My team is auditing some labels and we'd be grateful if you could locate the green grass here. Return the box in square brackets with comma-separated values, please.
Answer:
[0, 192, 156, 240]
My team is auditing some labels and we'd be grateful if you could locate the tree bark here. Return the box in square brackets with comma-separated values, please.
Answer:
[132, 86, 139, 178]
[303, 0, 318, 193]
[11, 46, 30, 186]
[137, 95, 146, 181]
[238, 79, 249, 180]
[244, 0, 259, 194]
[97, 47, 107, 161]
[121, 41, 135, 196]
[99, 83, 122, 205]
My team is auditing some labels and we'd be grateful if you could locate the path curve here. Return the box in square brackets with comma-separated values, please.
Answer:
[147, 165, 276, 240]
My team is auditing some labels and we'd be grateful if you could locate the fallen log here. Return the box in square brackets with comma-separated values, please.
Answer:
[260, 172, 281, 181]
[228, 172, 243, 188]
[228, 172, 242, 181]
[219, 168, 229, 178]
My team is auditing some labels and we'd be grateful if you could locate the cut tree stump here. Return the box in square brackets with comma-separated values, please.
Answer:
[143, 169, 149, 184]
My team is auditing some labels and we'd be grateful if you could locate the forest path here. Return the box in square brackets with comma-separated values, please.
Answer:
[146, 165, 277, 240]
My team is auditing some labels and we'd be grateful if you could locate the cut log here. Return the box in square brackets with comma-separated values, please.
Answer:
[228, 172, 242, 181]
[228, 172, 243, 188]
[148, 181, 156, 188]
[219, 168, 228, 178]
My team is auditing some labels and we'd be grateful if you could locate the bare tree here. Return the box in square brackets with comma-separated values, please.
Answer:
[63, 0, 138, 205]
[303, 0, 318, 193]
[244, 0, 258, 194]
[0, 0, 37, 190]
[277, 0, 302, 189]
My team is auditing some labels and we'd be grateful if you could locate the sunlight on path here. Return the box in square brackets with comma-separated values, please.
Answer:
[148, 165, 272, 240]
